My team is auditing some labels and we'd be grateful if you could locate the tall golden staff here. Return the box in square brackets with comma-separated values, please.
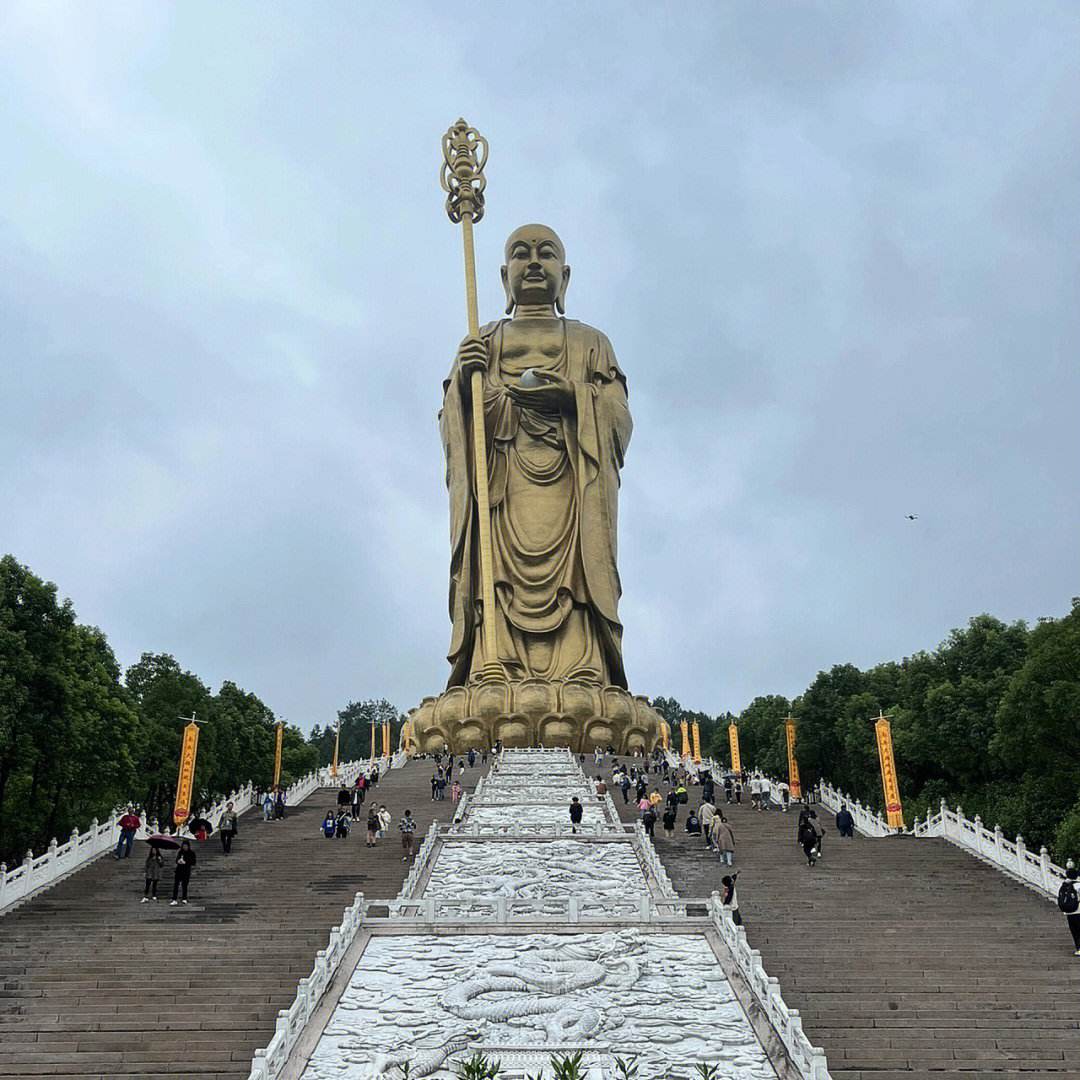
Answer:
[441, 118, 501, 681]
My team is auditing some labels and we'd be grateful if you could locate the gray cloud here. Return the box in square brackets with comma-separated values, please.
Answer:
[2, 1, 1078, 727]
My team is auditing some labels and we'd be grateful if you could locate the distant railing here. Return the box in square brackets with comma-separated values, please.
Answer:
[708, 893, 831, 1079]
[0, 759, 372, 916]
[913, 799, 1066, 900]
[248, 890, 366, 1080]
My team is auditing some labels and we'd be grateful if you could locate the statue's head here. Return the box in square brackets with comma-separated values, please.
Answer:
[501, 223, 570, 315]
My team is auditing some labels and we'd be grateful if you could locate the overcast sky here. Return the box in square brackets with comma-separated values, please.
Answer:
[3, 2, 1078, 731]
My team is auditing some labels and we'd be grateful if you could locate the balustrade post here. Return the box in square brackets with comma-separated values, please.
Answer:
[1015, 835, 1027, 881]
[1040, 846, 1052, 892]
[973, 814, 984, 854]
[993, 824, 1004, 864]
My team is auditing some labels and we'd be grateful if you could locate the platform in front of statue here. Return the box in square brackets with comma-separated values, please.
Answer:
[403, 677, 667, 755]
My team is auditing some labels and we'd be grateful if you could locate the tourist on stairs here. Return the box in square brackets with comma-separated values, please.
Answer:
[114, 807, 141, 859]
[662, 805, 676, 838]
[399, 810, 416, 861]
[700, 799, 717, 848]
[366, 806, 380, 847]
[170, 840, 196, 905]
[721, 872, 742, 926]
[219, 802, 238, 854]
[1058, 865, 1080, 956]
[141, 847, 164, 903]
[799, 815, 818, 867]
[378, 804, 391, 838]
[569, 796, 584, 834]
[835, 804, 855, 838]
[321, 812, 336, 838]
[711, 814, 735, 866]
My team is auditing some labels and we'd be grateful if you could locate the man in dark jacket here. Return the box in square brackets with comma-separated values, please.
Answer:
[836, 804, 856, 838]
[569, 797, 584, 834]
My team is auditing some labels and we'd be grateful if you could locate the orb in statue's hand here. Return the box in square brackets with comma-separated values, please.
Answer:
[519, 368, 543, 388]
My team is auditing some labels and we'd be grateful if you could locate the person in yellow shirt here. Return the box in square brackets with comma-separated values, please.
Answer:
[649, 789, 663, 809]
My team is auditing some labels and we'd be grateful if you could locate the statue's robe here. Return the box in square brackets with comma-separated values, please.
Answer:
[441, 318, 632, 688]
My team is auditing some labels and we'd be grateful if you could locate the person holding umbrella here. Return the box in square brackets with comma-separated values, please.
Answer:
[170, 840, 197, 905]
[141, 846, 164, 903]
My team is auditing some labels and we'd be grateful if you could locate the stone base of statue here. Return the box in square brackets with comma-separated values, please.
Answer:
[402, 678, 665, 755]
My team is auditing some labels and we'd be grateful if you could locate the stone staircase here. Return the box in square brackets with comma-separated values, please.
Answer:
[0, 758, 488, 1079]
[606, 765, 1080, 1078]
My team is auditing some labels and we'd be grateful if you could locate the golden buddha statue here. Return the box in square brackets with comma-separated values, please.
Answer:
[403, 223, 663, 754]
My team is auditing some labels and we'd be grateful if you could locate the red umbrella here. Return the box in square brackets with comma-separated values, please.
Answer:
[144, 833, 181, 850]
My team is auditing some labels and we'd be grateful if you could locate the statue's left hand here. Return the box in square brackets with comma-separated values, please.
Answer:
[506, 371, 575, 414]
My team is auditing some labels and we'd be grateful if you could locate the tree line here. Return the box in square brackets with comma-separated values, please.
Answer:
[654, 602, 1080, 861]
[0, 556, 325, 867]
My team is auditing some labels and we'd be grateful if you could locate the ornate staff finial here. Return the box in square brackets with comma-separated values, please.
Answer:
[441, 118, 488, 224]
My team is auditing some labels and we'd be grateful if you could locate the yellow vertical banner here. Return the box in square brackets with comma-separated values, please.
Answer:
[173, 719, 201, 827]
[728, 723, 742, 773]
[272, 721, 284, 790]
[382, 720, 390, 758]
[658, 721, 669, 751]
[875, 712, 904, 829]
[785, 716, 802, 800]
[679, 720, 689, 759]
[691, 721, 702, 764]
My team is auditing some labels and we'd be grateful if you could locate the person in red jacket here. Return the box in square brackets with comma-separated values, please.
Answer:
[114, 808, 141, 859]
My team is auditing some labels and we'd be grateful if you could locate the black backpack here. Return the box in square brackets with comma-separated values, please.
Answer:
[1057, 880, 1079, 914]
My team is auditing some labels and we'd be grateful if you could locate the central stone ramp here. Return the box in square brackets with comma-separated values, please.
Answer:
[298, 748, 781, 1080]
[607, 765, 1080, 1078]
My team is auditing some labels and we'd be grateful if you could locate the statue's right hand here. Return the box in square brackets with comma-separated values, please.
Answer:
[456, 336, 488, 381]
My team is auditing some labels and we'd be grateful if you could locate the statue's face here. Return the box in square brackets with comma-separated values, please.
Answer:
[502, 224, 568, 308]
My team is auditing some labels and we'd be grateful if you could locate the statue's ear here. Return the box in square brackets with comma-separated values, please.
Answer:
[556, 264, 571, 315]
[501, 265, 515, 315]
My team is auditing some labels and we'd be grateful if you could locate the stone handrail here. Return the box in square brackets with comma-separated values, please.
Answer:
[248, 890, 366, 1080]
[708, 893, 831, 1079]
[0, 759, 373, 916]
[815, 780, 892, 837]
[913, 798, 1067, 900]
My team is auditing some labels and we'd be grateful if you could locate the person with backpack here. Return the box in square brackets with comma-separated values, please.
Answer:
[366, 806, 380, 847]
[1058, 865, 1080, 955]
[642, 803, 658, 838]
[662, 805, 676, 838]
[334, 810, 351, 838]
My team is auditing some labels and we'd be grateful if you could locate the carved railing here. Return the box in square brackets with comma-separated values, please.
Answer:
[708, 893, 831, 1079]
[247, 890, 366, 1080]
[913, 799, 1066, 900]
[383, 893, 684, 923]
[0, 759, 372, 916]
